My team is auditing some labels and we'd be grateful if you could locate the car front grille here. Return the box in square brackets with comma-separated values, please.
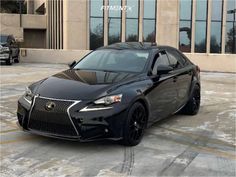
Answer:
[28, 96, 78, 137]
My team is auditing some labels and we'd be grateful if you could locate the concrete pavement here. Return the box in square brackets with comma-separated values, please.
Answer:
[0, 63, 235, 177]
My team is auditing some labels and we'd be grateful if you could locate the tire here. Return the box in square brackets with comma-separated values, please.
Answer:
[122, 102, 147, 146]
[180, 85, 201, 115]
[14, 56, 19, 63]
[6, 55, 13, 65]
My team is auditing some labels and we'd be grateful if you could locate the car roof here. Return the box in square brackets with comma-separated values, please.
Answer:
[97, 42, 175, 51]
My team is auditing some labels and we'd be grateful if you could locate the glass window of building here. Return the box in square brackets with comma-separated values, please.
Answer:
[225, 0, 236, 54]
[179, 0, 192, 52]
[195, 0, 208, 53]
[143, 0, 156, 42]
[126, 0, 139, 42]
[90, 0, 104, 50]
[210, 0, 223, 53]
[108, 0, 122, 44]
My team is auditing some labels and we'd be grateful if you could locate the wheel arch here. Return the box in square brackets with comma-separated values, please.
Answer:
[132, 97, 150, 127]
[189, 73, 201, 98]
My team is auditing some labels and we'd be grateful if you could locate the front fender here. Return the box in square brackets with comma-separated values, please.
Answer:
[111, 79, 151, 125]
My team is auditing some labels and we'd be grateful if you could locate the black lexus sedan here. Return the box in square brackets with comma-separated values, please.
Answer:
[17, 42, 201, 146]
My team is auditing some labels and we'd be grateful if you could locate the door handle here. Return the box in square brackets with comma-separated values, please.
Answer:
[173, 76, 177, 82]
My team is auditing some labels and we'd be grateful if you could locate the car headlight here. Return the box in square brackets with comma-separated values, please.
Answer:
[94, 94, 123, 105]
[24, 87, 33, 104]
[79, 94, 122, 112]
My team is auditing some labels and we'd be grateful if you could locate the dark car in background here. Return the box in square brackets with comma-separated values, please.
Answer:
[17, 42, 201, 146]
[0, 35, 19, 65]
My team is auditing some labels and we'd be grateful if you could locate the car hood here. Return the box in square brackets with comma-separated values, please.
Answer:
[34, 69, 139, 100]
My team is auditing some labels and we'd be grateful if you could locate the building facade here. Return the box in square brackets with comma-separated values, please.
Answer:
[1, 0, 235, 72]
[43, 0, 235, 55]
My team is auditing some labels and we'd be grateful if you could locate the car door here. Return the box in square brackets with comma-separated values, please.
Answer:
[166, 49, 193, 110]
[147, 50, 178, 124]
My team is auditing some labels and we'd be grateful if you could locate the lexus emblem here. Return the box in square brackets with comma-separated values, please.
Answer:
[45, 101, 56, 111]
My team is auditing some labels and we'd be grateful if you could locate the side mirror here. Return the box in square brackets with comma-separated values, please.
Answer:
[68, 60, 76, 68]
[157, 65, 173, 75]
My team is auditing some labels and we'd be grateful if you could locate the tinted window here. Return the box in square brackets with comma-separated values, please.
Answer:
[90, 0, 104, 50]
[195, 0, 207, 53]
[108, 0, 122, 44]
[179, 0, 192, 52]
[225, 0, 236, 54]
[126, 0, 139, 41]
[173, 50, 187, 65]
[210, 0, 223, 53]
[167, 50, 182, 69]
[74, 50, 149, 73]
[152, 52, 169, 75]
[143, 0, 156, 42]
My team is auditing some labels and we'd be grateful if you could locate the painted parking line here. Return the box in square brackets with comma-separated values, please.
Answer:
[191, 145, 236, 160]
[158, 126, 236, 149]
[147, 132, 236, 160]
[0, 136, 41, 145]
[0, 119, 18, 128]
[0, 128, 20, 134]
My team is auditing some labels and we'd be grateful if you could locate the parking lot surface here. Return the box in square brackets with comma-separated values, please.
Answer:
[0, 63, 235, 177]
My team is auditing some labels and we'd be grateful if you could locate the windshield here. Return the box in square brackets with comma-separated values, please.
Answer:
[73, 50, 150, 73]
[0, 35, 8, 43]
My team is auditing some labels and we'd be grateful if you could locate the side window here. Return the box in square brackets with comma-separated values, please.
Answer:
[174, 50, 187, 65]
[167, 50, 183, 69]
[151, 51, 169, 75]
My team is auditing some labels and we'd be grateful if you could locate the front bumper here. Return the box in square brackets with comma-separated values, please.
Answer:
[17, 95, 128, 141]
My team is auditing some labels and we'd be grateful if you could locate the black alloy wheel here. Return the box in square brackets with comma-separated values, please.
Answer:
[14, 56, 19, 63]
[6, 54, 13, 65]
[181, 85, 201, 115]
[122, 102, 147, 146]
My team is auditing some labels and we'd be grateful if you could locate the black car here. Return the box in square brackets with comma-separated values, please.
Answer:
[17, 42, 201, 146]
[0, 35, 19, 65]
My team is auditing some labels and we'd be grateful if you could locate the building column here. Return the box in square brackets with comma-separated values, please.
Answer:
[121, 0, 126, 42]
[27, 0, 34, 14]
[104, 0, 109, 46]
[86, 0, 90, 49]
[191, 0, 196, 53]
[206, 0, 212, 54]
[221, 0, 227, 54]
[63, 0, 89, 50]
[156, 0, 179, 47]
[155, 0, 158, 43]
[45, 0, 49, 48]
[139, 0, 144, 42]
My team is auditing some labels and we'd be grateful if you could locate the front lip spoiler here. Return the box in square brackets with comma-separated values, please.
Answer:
[21, 128, 122, 142]
[24, 128, 81, 141]
[16, 122, 81, 141]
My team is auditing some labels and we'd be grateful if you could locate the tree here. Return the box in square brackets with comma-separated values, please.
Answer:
[225, 27, 236, 54]
[90, 24, 103, 50]
[195, 39, 206, 53]
[144, 31, 155, 43]
[210, 36, 220, 53]
[126, 34, 138, 42]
